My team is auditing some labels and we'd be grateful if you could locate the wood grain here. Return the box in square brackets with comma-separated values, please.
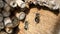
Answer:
[17, 8, 58, 34]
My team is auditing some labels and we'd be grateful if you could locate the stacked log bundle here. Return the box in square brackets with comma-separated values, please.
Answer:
[0, 0, 59, 34]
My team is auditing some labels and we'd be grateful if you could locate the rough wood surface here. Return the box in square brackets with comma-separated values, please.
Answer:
[17, 8, 58, 34]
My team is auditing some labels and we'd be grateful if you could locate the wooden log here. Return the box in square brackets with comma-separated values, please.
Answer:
[17, 8, 57, 34]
